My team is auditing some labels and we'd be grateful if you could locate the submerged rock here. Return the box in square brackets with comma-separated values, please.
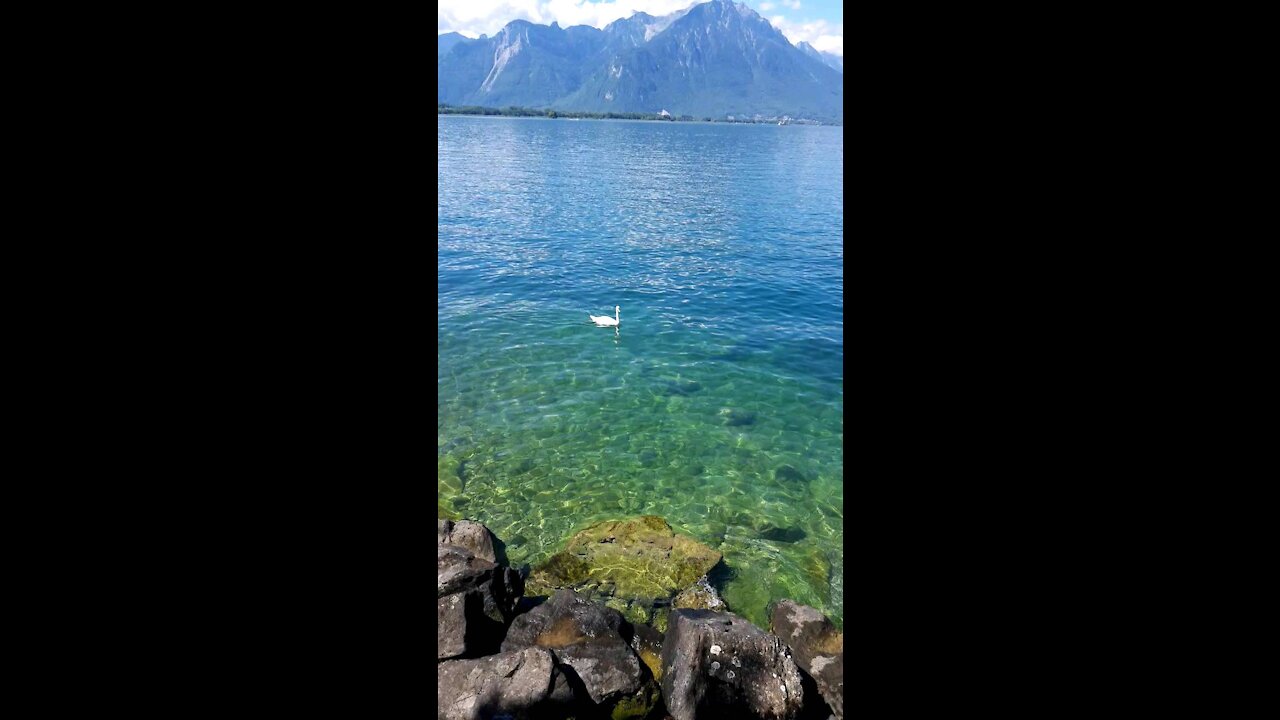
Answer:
[662, 378, 702, 396]
[774, 465, 810, 486]
[436, 647, 576, 720]
[659, 609, 805, 720]
[502, 590, 657, 717]
[437, 544, 523, 660]
[771, 600, 844, 720]
[721, 408, 757, 426]
[757, 524, 807, 543]
[528, 516, 721, 605]
[604, 596, 652, 627]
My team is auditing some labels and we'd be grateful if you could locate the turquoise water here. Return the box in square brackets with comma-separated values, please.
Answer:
[438, 116, 843, 629]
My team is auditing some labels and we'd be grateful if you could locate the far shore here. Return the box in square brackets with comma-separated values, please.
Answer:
[438, 104, 838, 126]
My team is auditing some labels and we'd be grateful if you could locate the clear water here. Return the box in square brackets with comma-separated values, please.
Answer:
[439, 116, 843, 630]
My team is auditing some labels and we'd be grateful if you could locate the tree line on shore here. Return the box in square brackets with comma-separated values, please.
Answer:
[437, 102, 836, 125]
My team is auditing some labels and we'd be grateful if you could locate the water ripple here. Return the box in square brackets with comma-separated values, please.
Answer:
[440, 116, 843, 628]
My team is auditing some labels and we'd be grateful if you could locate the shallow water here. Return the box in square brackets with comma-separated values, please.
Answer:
[439, 116, 843, 629]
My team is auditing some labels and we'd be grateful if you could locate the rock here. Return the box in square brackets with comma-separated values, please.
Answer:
[609, 682, 661, 720]
[604, 596, 652, 627]
[774, 465, 810, 486]
[629, 623, 665, 682]
[660, 609, 805, 720]
[436, 647, 576, 720]
[662, 378, 702, 396]
[673, 576, 726, 611]
[757, 524, 807, 543]
[502, 590, 650, 711]
[528, 516, 721, 606]
[438, 519, 497, 562]
[438, 544, 523, 660]
[720, 408, 757, 426]
[652, 606, 671, 633]
[771, 600, 844, 719]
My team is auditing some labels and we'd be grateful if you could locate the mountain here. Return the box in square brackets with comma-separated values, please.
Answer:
[437, 0, 842, 121]
[795, 41, 843, 74]
[438, 31, 469, 59]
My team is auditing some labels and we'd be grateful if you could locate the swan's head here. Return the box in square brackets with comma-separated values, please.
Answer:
[615, 306, 620, 313]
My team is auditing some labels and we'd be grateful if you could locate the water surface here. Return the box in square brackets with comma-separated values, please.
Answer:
[439, 116, 843, 628]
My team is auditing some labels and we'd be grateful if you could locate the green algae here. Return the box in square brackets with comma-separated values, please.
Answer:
[610, 682, 660, 720]
[528, 516, 722, 602]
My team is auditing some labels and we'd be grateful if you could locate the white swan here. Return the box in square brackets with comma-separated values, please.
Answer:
[589, 306, 620, 327]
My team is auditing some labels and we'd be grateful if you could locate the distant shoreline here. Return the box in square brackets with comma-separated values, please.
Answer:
[437, 103, 838, 126]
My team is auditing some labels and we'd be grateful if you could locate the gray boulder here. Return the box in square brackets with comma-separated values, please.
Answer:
[771, 600, 844, 719]
[502, 589, 650, 709]
[437, 647, 576, 720]
[660, 609, 805, 720]
[438, 519, 498, 562]
[438, 544, 523, 660]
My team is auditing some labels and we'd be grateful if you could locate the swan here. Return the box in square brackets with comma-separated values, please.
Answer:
[589, 306, 620, 327]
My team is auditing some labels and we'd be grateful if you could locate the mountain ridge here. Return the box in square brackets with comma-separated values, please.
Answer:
[437, 0, 842, 121]
[796, 41, 843, 73]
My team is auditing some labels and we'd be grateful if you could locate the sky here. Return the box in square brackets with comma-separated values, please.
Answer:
[437, 0, 843, 57]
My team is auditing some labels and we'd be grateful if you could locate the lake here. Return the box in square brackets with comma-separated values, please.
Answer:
[438, 115, 843, 629]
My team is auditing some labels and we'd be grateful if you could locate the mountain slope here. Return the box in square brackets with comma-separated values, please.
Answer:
[437, 0, 842, 120]
[438, 21, 610, 108]
[438, 32, 469, 59]
[796, 41, 843, 74]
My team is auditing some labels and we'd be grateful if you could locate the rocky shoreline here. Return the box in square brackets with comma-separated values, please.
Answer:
[438, 516, 843, 720]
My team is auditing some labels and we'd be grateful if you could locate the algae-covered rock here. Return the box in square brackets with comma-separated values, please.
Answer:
[629, 623, 665, 682]
[652, 607, 671, 633]
[610, 682, 660, 720]
[534, 551, 592, 589]
[604, 596, 652, 627]
[528, 516, 721, 604]
[673, 576, 727, 611]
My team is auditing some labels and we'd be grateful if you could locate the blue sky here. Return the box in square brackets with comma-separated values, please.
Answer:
[437, 0, 844, 56]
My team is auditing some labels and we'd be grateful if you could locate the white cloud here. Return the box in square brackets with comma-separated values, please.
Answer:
[438, 0, 699, 38]
[758, 1, 775, 10]
[809, 34, 842, 56]
[767, 14, 842, 56]
[782, 0, 801, 9]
